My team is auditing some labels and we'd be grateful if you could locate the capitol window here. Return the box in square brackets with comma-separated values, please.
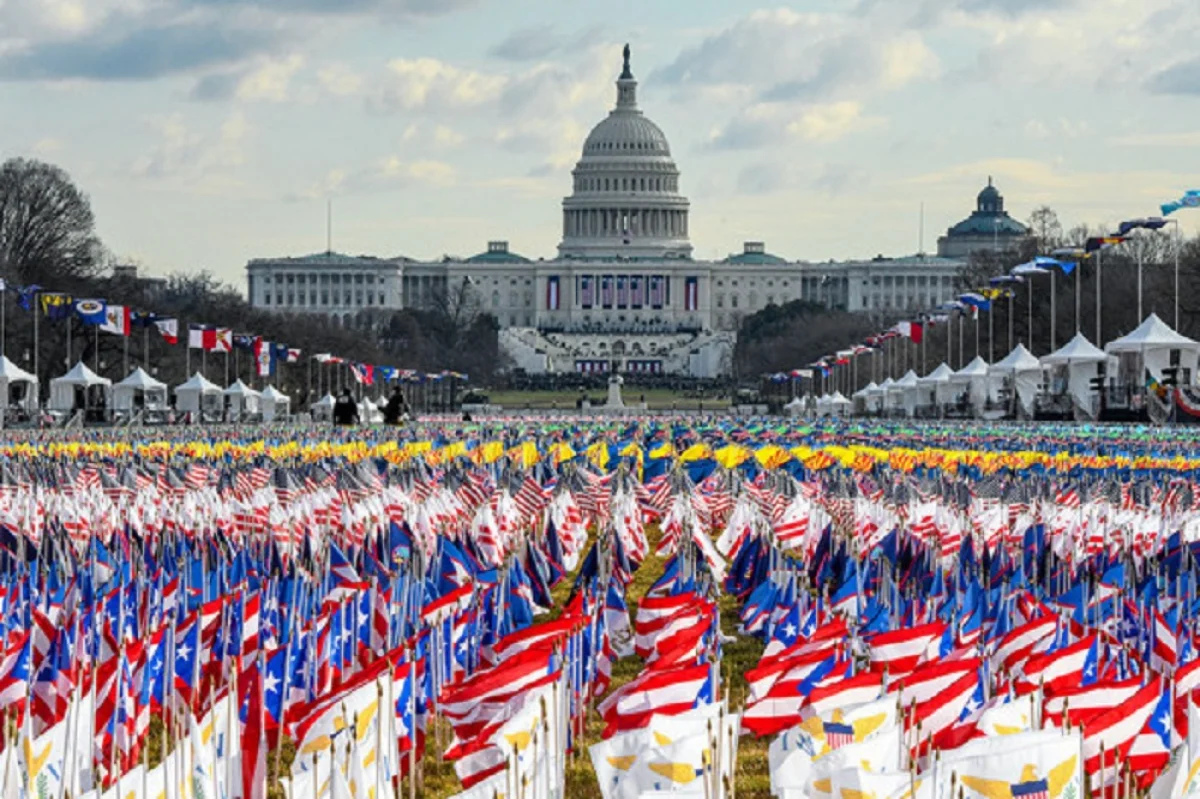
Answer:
[716, 295, 724, 308]
[492, 291, 500, 308]
[731, 295, 739, 308]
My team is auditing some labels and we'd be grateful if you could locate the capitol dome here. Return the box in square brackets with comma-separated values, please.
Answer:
[559, 45, 691, 260]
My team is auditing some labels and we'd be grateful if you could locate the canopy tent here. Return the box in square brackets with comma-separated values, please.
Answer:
[828, 391, 852, 416]
[224, 380, 263, 417]
[1042, 333, 1111, 414]
[311, 393, 335, 422]
[113, 368, 168, 412]
[851, 381, 878, 415]
[174, 373, 223, 414]
[49, 362, 112, 413]
[950, 356, 992, 415]
[783, 395, 806, 418]
[887, 370, 920, 417]
[0, 356, 38, 410]
[1105, 313, 1200, 385]
[360, 397, 383, 424]
[863, 378, 892, 414]
[261, 385, 291, 422]
[916, 363, 955, 410]
[989, 344, 1043, 416]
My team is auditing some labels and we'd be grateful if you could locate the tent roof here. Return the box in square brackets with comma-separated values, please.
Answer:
[0, 356, 36, 384]
[175, 372, 222, 393]
[53, 361, 111, 387]
[891, 370, 920, 389]
[784, 395, 805, 407]
[829, 391, 852, 405]
[917, 363, 954, 384]
[261, 385, 290, 401]
[1105, 313, 1200, 354]
[951, 356, 991, 380]
[224, 379, 262, 397]
[311, 393, 335, 409]
[990, 343, 1042, 374]
[852, 381, 879, 398]
[116, 367, 166, 390]
[1042, 332, 1108, 366]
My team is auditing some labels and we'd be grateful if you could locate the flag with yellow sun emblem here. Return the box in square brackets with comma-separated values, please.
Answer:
[769, 698, 902, 799]
[940, 732, 1082, 799]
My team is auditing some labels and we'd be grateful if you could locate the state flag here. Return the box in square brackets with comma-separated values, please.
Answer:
[101, 304, 131, 336]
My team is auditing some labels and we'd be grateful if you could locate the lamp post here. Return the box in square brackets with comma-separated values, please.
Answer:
[1167, 217, 1182, 329]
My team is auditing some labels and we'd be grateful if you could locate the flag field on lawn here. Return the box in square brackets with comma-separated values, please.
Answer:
[7, 417, 1200, 797]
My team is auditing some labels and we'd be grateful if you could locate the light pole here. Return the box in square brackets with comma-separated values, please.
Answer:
[1167, 217, 1182, 329]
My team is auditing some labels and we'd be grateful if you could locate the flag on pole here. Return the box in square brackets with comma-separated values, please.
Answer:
[895, 321, 924, 343]
[254, 339, 276, 378]
[1161, 190, 1200, 216]
[40, 294, 72, 320]
[101, 304, 131, 336]
[189, 325, 232, 351]
[154, 318, 178, 344]
[74, 299, 107, 325]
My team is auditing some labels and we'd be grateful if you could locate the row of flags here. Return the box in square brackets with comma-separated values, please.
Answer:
[6, 419, 1200, 795]
[800, 191, 1198, 381]
[6, 282, 467, 383]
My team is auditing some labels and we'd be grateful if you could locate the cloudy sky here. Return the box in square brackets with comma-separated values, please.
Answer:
[3, 0, 1199, 286]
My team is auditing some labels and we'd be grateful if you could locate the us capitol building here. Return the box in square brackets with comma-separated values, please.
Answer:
[245, 46, 1028, 377]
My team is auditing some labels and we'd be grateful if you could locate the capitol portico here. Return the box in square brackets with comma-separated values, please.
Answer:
[246, 46, 1026, 377]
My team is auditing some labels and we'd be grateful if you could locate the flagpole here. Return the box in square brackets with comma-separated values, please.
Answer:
[957, 311, 963, 368]
[123, 332, 129, 376]
[1095, 248, 1102, 344]
[1137, 238, 1144, 321]
[1007, 294, 1013, 353]
[1026, 280, 1033, 350]
[1074, 258, 1080, 335]
[987, 305, 994, 362]
[93, 323, 99, 374]
[1051, 269, 1057, 353]
[186, 331, 192, 378]
[143, 324, 149, 371]
[946, 310, 952, 367]
[1, 285, 6, 359]
[32, 292, 39, 408]
[225, 349, 230, 388]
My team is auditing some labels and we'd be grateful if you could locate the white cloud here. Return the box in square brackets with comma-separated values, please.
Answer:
[369, 58, 505, 112]
[787, 102, 880, 142]
[288, 155, 457, 200]
[235, 55, 304, 102]
[131, 111, 249, 180]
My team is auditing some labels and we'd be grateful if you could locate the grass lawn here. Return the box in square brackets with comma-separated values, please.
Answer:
[482, 388, 734, 411]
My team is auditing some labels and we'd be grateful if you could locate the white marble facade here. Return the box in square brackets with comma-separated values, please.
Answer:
[245, 47, 971, 377]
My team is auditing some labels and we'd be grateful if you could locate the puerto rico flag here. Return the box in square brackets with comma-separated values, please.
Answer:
[546, 276, 560, 310]
[350, 363, 375, 386]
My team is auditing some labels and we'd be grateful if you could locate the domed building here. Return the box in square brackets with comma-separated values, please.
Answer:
[936, 178, 1030, 258]
[559, 45, 692, 261]
[247, 45, 981, 378]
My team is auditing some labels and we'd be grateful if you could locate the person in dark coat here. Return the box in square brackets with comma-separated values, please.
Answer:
[333, 388, 359, 426]
[383, 386, 409, 425]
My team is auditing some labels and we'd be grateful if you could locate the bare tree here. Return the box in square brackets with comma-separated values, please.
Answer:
[1027, 206, 1064, 254]
[0, 158, 102, 285]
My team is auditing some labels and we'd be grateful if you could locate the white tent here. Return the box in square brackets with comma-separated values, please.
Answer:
[950, 356, 992, 414]
[49, 362, 112, 412]
[828, 391, 853, 416]
[887, 370, 920, 417]
[0, 356, 38, 410]
[916, 363, 955, 411]
[113, 368, 168, 411]
[1105, 313, 1200, 385]
[360, 397, 383, 424]
[989, 344, 1043, 416]
[783, 395, 806, 418]
[224, 379, 263, 417]
[174, 372, 223, 414]
[311, 393, 335, 422]
[261, 385, 291, 421]
[1042, 333, 1110, 414]
[864, 378, 892, 414]
[851, 382, 878, 415]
